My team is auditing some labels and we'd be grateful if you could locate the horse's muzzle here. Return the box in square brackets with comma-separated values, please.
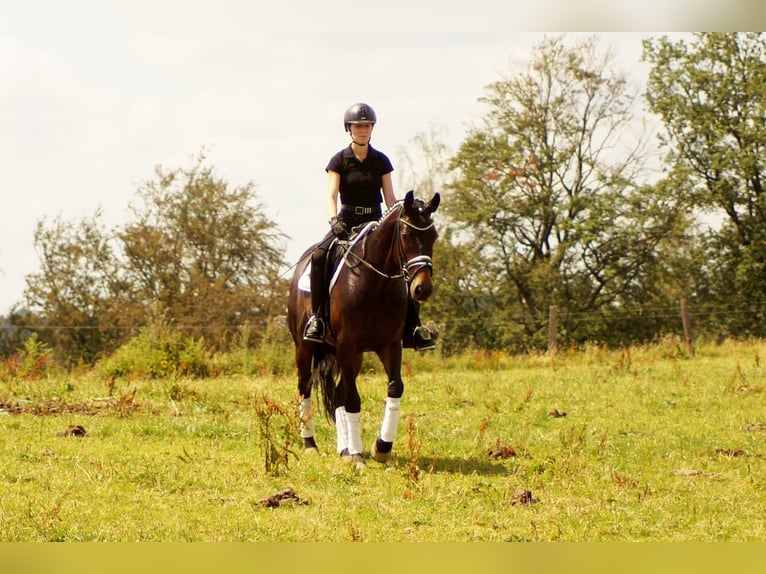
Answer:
[409, 270, 433, 301]
[406, 255, 433, 302]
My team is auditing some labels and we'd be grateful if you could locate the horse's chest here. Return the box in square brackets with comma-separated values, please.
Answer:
[340, 278, 406, 318]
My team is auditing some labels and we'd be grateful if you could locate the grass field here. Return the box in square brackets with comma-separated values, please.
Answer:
[1, 337, 765, 541]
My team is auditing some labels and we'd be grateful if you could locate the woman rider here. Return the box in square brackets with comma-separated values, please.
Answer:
[303, 102, 435, 351]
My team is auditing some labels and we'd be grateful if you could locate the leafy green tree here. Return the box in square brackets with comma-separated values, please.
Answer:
[397, 126, 507, 351]
[397, 126, 481, 351]
[444, 34, 688, 350]
[23, 151, 288, 365]
[118, 151, 288, 348]
[644, 33, 766, 336]
[23, 210, 129, 364]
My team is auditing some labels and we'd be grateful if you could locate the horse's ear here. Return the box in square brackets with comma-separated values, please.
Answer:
[404, 190, 415, 209]
[426, 192, 440, 214]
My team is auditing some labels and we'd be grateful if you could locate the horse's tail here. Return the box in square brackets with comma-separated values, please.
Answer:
[310, 345, 338, 422]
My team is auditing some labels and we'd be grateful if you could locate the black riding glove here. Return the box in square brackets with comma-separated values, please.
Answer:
[329, 216, 348, 238]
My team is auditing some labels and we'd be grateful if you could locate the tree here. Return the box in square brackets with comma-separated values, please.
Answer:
[444, 34, 688, 350]
[644, 33, 766, 336]
[23, 151, 289, 365]
[23, 210, 129, 364]
[396, 126, 477, 351]
[396, 126, 512, 351]
[118, 151, 288, 348]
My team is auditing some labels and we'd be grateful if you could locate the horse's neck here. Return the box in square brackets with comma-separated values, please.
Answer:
[363, 217, 399, 272]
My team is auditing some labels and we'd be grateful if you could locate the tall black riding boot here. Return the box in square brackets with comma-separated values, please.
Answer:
[303, 248, 328, 343]
[402, 299, 435, 351]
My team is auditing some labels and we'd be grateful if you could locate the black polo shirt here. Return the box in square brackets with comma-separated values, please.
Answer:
[325, 144, 394, 208]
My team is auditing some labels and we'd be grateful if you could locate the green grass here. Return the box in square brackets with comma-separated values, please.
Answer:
[1, 337, 765, 541]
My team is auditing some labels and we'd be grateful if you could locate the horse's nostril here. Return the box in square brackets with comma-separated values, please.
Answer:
[410, 281, 432, 301]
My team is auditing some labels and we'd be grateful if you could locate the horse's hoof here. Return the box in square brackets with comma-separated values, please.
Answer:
[349, 453, 366, 470]
[371, 438, 393, 463]
[303, 446, 319, 455]
[340, 451, 366, 469]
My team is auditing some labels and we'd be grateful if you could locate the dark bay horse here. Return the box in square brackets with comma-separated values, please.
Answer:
[287, 190, 440, 466]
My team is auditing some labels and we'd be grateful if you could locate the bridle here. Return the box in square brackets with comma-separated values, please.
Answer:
[342, 203, 435, 284]
[398, 218, 435, 283]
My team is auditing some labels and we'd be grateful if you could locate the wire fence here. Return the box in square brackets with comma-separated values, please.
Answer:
[424, 299, 766, 354]
[3, 299, 766, 355]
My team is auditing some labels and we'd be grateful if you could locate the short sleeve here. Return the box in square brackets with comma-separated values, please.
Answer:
[325, 150, 344, 173]
[376, 150, 394, 175]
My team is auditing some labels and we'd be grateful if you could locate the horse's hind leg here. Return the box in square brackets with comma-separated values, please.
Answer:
[296, 347, 318, 452]
[371, 345, 404, 463]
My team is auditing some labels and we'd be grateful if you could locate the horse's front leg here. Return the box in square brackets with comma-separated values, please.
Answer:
[335, 349, 365, 468]
[371, 343, 404, 463]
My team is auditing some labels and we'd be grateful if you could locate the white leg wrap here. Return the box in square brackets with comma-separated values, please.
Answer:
[335, 406, 349, 454]
[346, 411, 363, 455]
[379, 397, 401, 443]
[299, 397, 315, 438]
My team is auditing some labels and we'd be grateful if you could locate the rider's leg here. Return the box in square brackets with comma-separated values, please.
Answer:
[303, 241, 330, 342]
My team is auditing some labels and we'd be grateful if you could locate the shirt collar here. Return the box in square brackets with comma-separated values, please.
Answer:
[343, 144, 376, 159]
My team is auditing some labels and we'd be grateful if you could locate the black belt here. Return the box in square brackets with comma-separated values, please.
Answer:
[341, 204, 380, 216]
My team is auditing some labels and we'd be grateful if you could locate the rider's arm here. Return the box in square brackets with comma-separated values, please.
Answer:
[381, 172, 396, 208]
[326, 170, 340, 219]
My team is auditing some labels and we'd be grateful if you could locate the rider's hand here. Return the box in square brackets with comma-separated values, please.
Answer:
[329, 216, 348, 238]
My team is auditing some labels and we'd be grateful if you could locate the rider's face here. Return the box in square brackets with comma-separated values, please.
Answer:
[349, 123, 373, 143]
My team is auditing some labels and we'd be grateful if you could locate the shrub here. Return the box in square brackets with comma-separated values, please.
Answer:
[99, 324, 211, 379]
[256, 316, 294, 377]
[0, 333, 54, 381]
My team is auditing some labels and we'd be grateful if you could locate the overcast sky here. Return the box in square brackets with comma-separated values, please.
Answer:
[0, 2, 754, 314]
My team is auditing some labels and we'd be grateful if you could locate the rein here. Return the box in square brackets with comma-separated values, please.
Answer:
[341, 204, 434, 283]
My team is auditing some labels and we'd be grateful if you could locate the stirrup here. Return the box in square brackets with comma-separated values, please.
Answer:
[403, 325, 435, 351]
[303, 315, 326, 343]
[412, 326, 435, 351]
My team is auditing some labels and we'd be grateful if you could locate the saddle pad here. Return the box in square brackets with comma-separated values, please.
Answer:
[298, 264, 312, 292]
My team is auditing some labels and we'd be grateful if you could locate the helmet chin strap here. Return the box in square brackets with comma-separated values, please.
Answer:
[347, 124, 373, 147]
[348, 132, 370, 147]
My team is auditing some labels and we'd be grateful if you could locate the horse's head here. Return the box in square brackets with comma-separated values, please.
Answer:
[399, 190, 440, 302]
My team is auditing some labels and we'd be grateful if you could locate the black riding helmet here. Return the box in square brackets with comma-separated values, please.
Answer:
[344, 103, 377, 132]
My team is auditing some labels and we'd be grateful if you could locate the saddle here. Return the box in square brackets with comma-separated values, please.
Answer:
[297, 238, 344, 294]
[298, 221, 377, 295]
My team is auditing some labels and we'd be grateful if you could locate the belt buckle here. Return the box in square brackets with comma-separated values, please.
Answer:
[355, 206, 370, 215]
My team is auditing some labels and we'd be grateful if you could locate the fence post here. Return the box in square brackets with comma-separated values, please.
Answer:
[680, 298, 694, 356]
[548, 305, 558, 354]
